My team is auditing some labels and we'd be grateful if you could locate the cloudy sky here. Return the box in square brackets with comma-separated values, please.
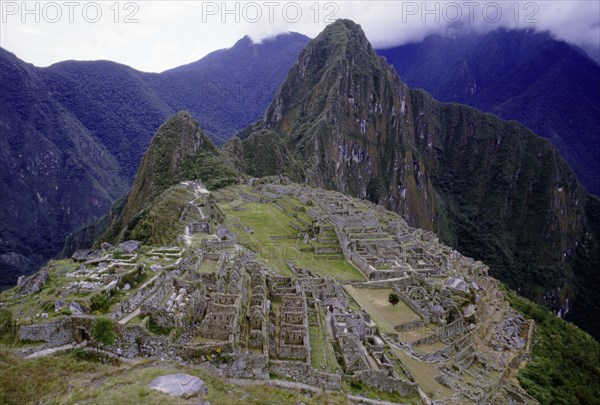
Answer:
[1, 1, 599, 72]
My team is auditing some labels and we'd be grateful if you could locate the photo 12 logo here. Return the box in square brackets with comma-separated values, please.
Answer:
[200, 1, 340, 24]
[1, 1, 140, 24]
[400, 1, 540, 24]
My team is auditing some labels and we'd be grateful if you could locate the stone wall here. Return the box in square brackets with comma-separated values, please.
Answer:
[369, 269, 406, 281]
[394, 319, 426, 332]
[268, 360, 341, 390]
[113, 272, 168, 319]
[345, 370, 418, 396]
[333, 225, 352, 260]
[306, 208, 323, 221]
[394, 287, 429, 321]
[202, 252, 220, 261]
[219, 353, 269, 379]
[140, 278, 173, 312]
[18, 317, 74, 346]
[413, 319, 466, 346]
[239, 191, 264, 203]
[351, 253, 375, 277]
[330, 215, 378, 230]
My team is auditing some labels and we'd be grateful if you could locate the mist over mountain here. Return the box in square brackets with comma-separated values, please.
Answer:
[378, 28, 600, 196]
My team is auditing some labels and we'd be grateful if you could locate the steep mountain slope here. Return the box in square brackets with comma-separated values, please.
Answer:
[0, 33, 308, 283]
[37, 32, 309, 178]
[226, 22, 438, 231]
[377, 28, 600, 195]
[0, 49, 127, 288]
[40, 61, 176, 178]
[228, 20, 600, 338]
[148, 33, 310, 144]
[101, 111, 236, 243]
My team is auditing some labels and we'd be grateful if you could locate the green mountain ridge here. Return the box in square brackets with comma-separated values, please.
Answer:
[227, 20, 600, 339]
[99, 112, 236, 245]
[0, 49, 127, 287]
[70, 20, 599, 340]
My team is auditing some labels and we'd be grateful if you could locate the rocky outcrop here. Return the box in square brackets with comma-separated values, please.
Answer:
[71, 249, 102, 262]
[118, 240, 141, 254]
[17, 269, 49, 296]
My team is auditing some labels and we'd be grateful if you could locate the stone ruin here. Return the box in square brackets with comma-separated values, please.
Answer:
[5, 181, 535, 403]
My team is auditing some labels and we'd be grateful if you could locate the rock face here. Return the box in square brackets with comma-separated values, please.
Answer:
[147, 374, 208, 398]
[17, 269, 48, 296]
[227, 19, 600, 339]
[100, 242, 114, 251]
[118, 240, 141, 254]
[69, 301, 88, 315]
[72, 249, 102, 262]
[227, 19, 437, 231]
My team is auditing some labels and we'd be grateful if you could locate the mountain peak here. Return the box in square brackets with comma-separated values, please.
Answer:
[104, 111, 237, 242]
[236, 19, 437, 228]
[325, 18, 363, 34]
[233, 35, 253, 47]
[315, 19, 372, 51]
[261, 18, 398, 135]
[118, 111, 216, 226]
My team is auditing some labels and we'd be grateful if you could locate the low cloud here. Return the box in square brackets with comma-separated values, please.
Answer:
[1, 1, 598, 72]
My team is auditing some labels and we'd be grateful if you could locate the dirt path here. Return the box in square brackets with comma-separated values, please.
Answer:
[118, 307, 141, 325]
[25, 341, 86, 359]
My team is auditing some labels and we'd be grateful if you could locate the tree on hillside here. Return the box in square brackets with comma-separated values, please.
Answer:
[388, 292, 400, 307]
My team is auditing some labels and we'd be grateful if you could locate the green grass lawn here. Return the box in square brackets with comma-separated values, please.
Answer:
[222, 197, 364, 281]
[197, 259, 218, 273]
[309, 306, 338, 373]
[343, 286, 421, 334]
[389, 346, 456, 402]
[309, 325, 328, 370]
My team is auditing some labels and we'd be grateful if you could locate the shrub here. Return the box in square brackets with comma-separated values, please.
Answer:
[92, 317, 116, 346]
[41, 301, 55, 312]
[388, 292, 400, 307]
[506, 289, 600, 404]
[90, 292, 112, 314]
[147, 315, 171, 336]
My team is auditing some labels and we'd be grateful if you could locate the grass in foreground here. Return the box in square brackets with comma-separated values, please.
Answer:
[0, 348, 348, 405]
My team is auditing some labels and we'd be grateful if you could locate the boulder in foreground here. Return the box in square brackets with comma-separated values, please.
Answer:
[147, 374, 208, 398]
